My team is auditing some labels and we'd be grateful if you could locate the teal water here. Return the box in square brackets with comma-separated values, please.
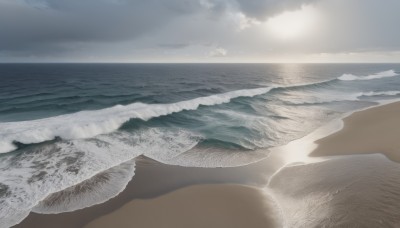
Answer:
[1, 63, 400, 227]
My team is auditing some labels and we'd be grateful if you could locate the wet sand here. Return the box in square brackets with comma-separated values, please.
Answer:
[268, 154, 400, 227]
[85, 184, 282, 228]
[14, 155, 281, 228]
[311, 101, 400, 162]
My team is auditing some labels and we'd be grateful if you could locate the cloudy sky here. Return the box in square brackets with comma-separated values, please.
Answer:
[1, 0, 399, 63]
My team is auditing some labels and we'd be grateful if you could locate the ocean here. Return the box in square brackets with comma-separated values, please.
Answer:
[1, 63, 400, 227]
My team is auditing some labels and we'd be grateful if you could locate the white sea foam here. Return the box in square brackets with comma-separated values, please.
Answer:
[287, 93, 361, 105]
[287, 90, 400, 105]
[360, 90, 400, 97]
[33, 159, 136, 214]
[0, 87, 274, 154]
[338, 70, 398, 81]
[0, 128, 200, 226]
[161, 146, 269, 168]
[0, 208, 31, 228]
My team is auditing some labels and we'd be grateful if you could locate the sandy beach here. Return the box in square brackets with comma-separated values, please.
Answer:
[311, 101, 400, 162]
[14, 101, 400, 228]
[85, 184, 282, 228]
[14, 156, 280, 228]
[267, 101, 400, 227]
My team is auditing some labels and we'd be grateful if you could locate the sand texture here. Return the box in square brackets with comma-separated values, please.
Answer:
[85, 184, 282, 228]
[311, 101, 400, 162]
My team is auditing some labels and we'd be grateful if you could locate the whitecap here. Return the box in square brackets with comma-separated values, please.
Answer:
[0, 87, 274, 154]
[0, 128, 200, 225]
[338, 70, 398, 81]
[33, 159, 136, 214]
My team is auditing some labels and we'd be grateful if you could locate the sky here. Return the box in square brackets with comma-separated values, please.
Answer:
[0, 0, 400, 63]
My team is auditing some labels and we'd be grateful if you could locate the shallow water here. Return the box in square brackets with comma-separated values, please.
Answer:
[269, 154, 400, 228]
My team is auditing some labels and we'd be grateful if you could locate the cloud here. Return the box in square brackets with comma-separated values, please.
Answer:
[0, 0, 400, 62]
[0, 0, 207, 51]
[158, 43, 191, 49]
[0, 0, 319, 53]
[234, 0, 320, 20]
[0, 0, 320, 52]
[209, 48, 228, 57]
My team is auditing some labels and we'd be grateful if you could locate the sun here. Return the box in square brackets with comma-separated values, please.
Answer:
[266, 6, 318, 40]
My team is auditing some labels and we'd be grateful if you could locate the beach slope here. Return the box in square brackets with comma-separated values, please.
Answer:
[311, 101, 400, 162]
[85, 184, 281, 228]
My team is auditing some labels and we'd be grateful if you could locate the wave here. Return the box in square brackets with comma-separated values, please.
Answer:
[286, 90, 400, 105]
[360, 90, 400, 97]
[33, 159, 136, 214]
[1, 69, 397, 154]
[271, 70, 398, 98]
[286, 93, 360, 105]
[0, 128, 199, 227]
[338, 70, 398, 81]
[0, 87, 273, 154]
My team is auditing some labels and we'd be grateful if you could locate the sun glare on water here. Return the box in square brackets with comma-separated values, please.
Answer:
[266, 6, 318, 40]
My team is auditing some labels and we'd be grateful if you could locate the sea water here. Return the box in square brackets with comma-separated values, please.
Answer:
[1, 63, 400, 227]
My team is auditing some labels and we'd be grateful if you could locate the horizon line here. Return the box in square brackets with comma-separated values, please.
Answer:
[0, 62, 399, 64]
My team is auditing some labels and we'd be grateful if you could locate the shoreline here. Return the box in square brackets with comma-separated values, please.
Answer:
[14, 99, 400, 228]
[310, 100, 400, 162]
[14, 155, 281, 228]
[81, 97, 400, 228]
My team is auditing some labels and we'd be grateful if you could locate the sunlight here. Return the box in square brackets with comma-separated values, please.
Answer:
[266, 6, 318, 40]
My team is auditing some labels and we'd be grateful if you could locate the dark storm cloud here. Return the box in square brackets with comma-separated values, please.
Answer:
[0, 0, 399, 62]
[0, 0, 207, 51]
[0, 0, 317, 52]
[234, 0, 319, 20]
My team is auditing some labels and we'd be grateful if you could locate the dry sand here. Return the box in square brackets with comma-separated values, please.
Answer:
[85, 184, 281, 228]
[311, 101, 400, 162]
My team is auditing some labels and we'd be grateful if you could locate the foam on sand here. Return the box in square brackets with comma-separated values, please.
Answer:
[0, 128, 200, 227]
[33, 159, 136, 214]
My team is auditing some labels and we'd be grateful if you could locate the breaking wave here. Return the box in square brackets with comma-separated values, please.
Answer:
[33, 159, 136, 214]
[0, 87, 274, 154]
[0, 128, 200, 227]
[360, 90, 400, 97]
[1, 69, 397, 154]
[338, 70, 398, 81]
[285, 90, 400, 105]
